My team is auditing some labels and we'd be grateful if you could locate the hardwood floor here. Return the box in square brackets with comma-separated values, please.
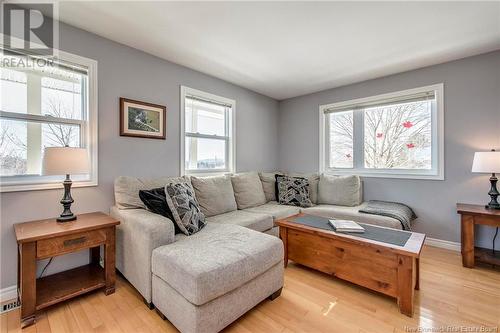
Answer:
[1, 245, 499, 333]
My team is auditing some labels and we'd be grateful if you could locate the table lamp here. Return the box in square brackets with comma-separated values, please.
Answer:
[472, 149, 500, 210]
[42, 147, 90, 222]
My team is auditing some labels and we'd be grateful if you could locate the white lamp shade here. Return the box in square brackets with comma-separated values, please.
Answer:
[42, 147, 90, 175]
[471, 151, 500, 173]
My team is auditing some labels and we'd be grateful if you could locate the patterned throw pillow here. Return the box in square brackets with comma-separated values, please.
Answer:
[164, 182, 206, 236]
[275, 175, 313, 208]
[139, 187, 181, 234]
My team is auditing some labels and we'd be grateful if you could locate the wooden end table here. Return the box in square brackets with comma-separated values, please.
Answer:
[13, 212, 120, 327]
[276, 214, 425, 317]
[457, 203, 500, 268]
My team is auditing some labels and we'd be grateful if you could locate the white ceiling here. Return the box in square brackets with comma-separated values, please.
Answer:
[54, 1, 500, 100]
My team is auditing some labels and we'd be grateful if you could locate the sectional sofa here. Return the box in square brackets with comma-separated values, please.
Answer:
[110, 171, 402, 332]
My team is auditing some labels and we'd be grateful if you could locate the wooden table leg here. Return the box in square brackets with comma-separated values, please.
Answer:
[461, 215, 475, 268]
[104, 226, 116, 295]
[279, 227, 288, 268]
[20, 242, 36, 327]
[397, 255, 415, 317]
[415, 257, 420, 290]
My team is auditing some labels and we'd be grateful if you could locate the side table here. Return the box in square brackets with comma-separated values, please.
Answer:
[457, 203, 500, 268]
[14, 212, 120, 327]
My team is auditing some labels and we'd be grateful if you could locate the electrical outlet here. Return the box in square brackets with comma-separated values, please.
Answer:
[1, 300, 20, 314]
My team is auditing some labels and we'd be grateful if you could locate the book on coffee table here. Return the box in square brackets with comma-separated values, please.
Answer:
[328, 219, 365, 233]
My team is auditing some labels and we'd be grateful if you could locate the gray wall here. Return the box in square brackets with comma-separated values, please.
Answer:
[278, 51, 500, 247]
[0, 23, 279, 289]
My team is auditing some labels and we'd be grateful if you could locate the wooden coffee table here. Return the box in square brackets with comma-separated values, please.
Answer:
[276, 214, 425, 317]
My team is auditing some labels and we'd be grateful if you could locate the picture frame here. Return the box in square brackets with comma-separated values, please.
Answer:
[120, 97, 166, 139]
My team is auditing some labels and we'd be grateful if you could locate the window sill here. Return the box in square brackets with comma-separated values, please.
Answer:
[183, 170, 233, 177]
[0, 180, 98, 193]
[324, 169, 444, 181]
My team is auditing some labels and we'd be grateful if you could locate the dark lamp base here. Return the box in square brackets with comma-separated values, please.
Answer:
[485, 173, 499, 210]
[57, 214, 77, 222]
[57, 174, 77, 223]
[485, 204, 500, 210]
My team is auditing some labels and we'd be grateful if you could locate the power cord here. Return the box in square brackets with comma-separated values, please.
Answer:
[493, 227, 499, 256]
[39, 257, 54, 278]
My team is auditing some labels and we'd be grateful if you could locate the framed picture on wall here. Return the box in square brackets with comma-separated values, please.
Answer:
[120, 97, 166, 139]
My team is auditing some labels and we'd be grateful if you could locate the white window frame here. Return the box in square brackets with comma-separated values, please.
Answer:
[319, 84, 444, 180]
[0, 49, 98, 192]
[180, 86, 236, 176]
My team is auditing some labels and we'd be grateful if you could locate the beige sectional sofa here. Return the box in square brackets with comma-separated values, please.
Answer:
[110, 171, 402, 333]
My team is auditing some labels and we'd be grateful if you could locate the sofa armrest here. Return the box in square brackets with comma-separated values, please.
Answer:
[110, 205, 175, 303]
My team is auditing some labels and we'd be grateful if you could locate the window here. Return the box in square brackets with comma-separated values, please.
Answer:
[319, 84, 444, 180]
[180, 86, 235, 175]
[0, 49, 98, 192]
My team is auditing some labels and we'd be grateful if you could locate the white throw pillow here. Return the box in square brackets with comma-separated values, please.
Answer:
[190, 175, 238, 217]
[231, 172, 267, 209]
[258, 171, 284, 202]
[318, 174, 362, 207]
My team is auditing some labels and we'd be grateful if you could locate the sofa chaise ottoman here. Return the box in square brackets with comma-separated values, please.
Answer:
[151, 223, 284, 333]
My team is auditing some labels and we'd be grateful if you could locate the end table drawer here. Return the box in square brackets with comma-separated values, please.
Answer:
[37, 230, 106, 259]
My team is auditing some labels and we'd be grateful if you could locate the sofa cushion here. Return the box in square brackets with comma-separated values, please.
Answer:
[231, 172, 267, 209]
[244, 201, 300, 221]
[288, 173, 319, 204]
[302, 203, 402, 229]
[318, 174, 362, 207]
[191, 175, 237, 217]
[259, 172, 284, 202]
[115, 176, 189, 209]
[151, 223, 283, 306]
[207, 210, 273, 232]
[165, 182, 206, 236]
[276, 174, 313, 208]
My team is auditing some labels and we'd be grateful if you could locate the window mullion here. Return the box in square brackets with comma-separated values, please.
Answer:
[353, 109, 364, 170]
[185, 132, 228, 141]
[0, 111, 84, 126]
[80, 75, 87, 148]
[324, 113, 331, 170]
[26, 73, 42, 174]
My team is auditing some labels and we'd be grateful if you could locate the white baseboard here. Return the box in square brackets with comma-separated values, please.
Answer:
[0, 285, 17, 302]
[425, 237, 461, 252]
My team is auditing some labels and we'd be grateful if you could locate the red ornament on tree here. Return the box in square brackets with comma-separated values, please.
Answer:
[376, 133, 383, 138]
[406, 143, 415, 149]
[403, 121, 413, 128]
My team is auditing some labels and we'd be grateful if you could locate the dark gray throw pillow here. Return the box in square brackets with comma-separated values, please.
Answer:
[275, 174, 313, 208]
[138, 187, 182, 234]
[164, 182, 206, 236]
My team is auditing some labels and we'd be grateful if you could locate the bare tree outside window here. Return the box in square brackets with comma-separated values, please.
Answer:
[364, 101, 431, 169]
[328, 100, 432, 171]
[0, 121, 27, 175]
[42, 96, 80, 147]
[329, 111, 353, 168]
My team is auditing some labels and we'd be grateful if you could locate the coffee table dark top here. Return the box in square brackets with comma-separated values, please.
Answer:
[276, 213, 425, 257]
